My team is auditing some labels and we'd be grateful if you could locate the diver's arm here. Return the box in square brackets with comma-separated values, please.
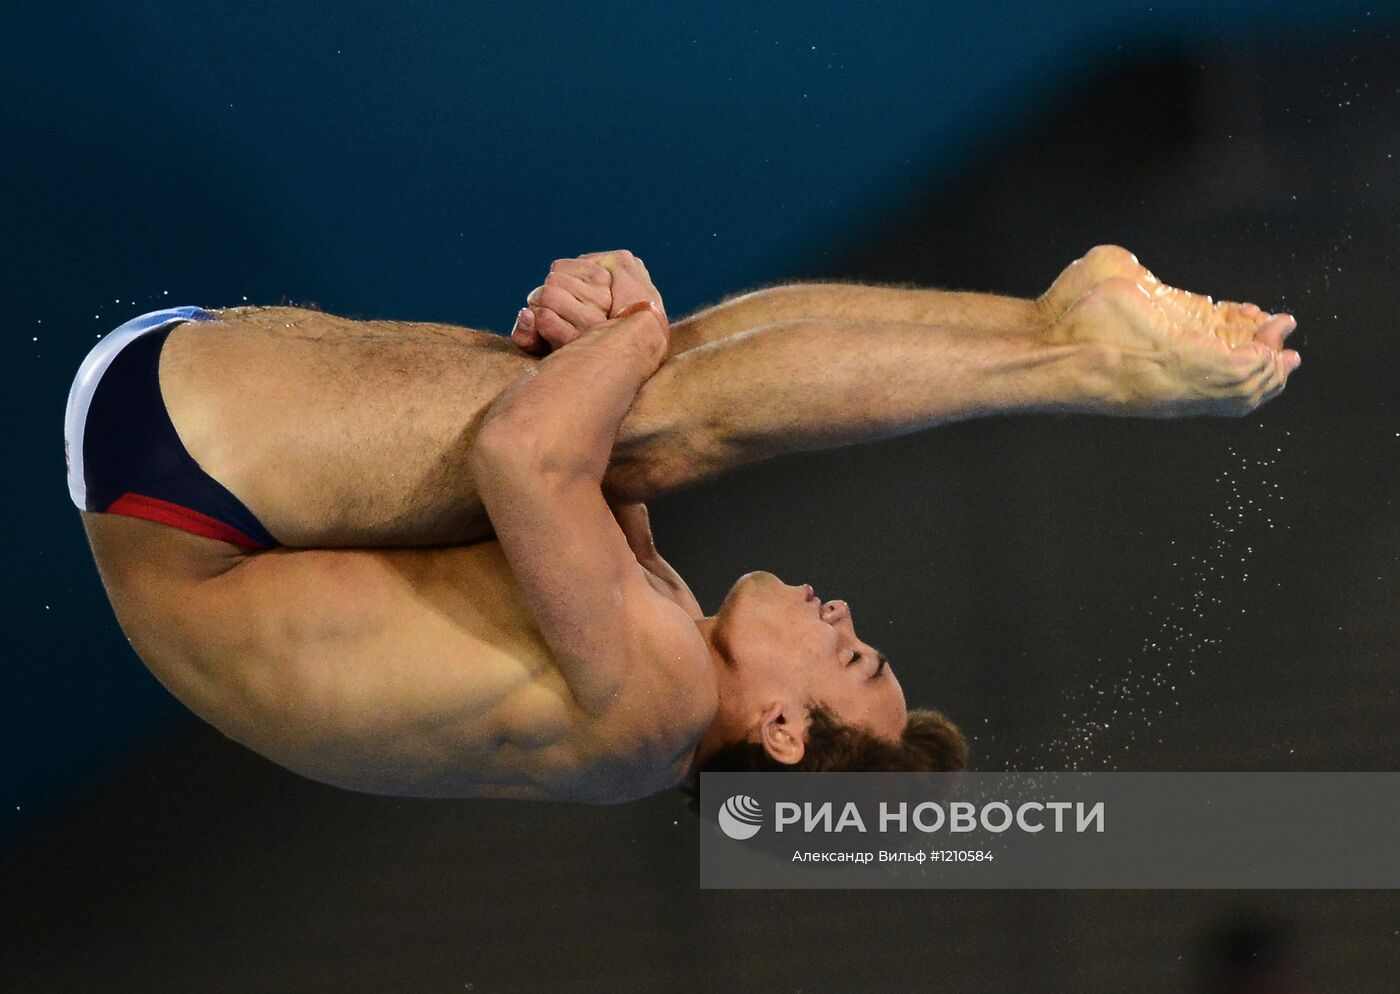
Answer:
[471, 303, 708, 716]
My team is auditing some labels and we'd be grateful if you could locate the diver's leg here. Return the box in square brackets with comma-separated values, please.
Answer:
[609, 281, 1295, 501]
[571, 244, 1144, 357]
[666, 282, 1040, 356]
[167, 303, 1067, 548]
[167, 299, 1058, 548]
[167, 302, 1064, 547]
[162, 305, 528, 547]
[165, 265, 1292, 548]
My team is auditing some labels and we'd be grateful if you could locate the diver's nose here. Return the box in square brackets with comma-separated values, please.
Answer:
[821, 600, 849, 624]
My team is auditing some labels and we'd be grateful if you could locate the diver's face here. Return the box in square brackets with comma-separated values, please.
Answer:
[712, 571, 907, 739]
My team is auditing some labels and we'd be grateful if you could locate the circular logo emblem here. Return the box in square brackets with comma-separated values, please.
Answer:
[718, 794, 764, 840]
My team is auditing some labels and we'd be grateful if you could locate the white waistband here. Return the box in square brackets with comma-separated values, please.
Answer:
[64, 307, 207, 509]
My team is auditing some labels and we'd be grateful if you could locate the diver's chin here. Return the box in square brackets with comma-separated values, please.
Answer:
[737, 569, 783, 585]
[720, 571, 783, 608]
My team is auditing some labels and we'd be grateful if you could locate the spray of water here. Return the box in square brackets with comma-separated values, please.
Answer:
[1009, 424, 1288, 772]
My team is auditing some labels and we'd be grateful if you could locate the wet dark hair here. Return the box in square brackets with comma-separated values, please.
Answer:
[681, 704, 968, 807]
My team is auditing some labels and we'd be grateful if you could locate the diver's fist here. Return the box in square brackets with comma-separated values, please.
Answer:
[582, 250, 668, 328]
[511, 250, 668, 356]
[511, 257, 613, 355]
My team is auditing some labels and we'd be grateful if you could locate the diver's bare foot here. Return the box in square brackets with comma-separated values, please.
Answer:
[1049, 275, 1300, 417]
[1039, 245, 1287, 349]
[1038, 245, 1150, 320]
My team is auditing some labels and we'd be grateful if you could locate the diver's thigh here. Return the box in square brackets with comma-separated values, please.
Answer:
[159, 308, 526, 547]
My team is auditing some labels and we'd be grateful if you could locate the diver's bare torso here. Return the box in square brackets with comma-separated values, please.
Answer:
[84, 513, 710, 801]
[82, 308, 715, 802]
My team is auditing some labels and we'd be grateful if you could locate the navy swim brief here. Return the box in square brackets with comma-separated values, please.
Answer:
[65, 306, 277, 549]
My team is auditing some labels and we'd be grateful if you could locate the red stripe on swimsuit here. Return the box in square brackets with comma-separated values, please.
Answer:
[106, 492, 266, 549]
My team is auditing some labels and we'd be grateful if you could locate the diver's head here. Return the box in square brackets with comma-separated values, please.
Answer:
[693, 571, 966, 774]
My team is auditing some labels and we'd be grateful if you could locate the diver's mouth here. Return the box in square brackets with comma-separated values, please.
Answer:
[803, 584, 817, 602]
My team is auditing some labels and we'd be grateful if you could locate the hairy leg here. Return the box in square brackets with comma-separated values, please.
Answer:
[166, 303, 1048, 547]
[167, 299, 1053, 547]
[180, 261, 1090, 548]
[667, 283, 1041, 356]
[163, 306, 526, 547]
[167, 257, 1290, 549]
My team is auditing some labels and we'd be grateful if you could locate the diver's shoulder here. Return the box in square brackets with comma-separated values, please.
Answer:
[573, 640, 716, 802]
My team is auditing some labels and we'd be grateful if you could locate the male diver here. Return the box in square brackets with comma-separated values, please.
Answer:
[66, 246, 1299, 802]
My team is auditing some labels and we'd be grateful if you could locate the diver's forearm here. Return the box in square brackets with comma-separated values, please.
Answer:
[604, 318, 1097, 500]
[667, 284, 1043, 356]
[484, 308, 667, 483]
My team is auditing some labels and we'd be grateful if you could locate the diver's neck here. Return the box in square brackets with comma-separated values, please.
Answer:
[685, 617, 750, 775]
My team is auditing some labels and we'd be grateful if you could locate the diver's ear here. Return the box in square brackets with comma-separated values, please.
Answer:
[758, 701, 806, 766]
